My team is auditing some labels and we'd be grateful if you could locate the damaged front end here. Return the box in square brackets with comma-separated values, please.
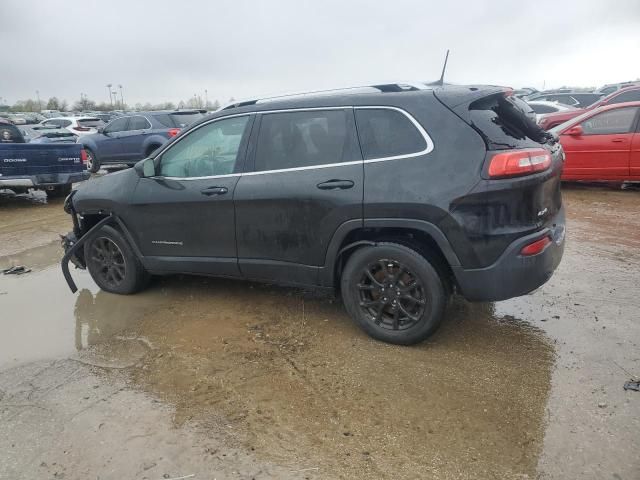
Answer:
[60, 190, 114, 293]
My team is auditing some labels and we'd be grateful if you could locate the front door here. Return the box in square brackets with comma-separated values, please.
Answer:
[234, 108, 363, 285]
[125, 114, 254, 276]
[561, 106, 638, 180]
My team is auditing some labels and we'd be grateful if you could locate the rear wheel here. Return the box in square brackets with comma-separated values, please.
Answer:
[340, 242, 448, 345]
[85, 148, 100, 173]
[84, 225, 149, 294]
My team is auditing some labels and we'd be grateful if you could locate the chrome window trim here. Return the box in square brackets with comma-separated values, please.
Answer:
[243, 160, 362, 177]
[154, 105, 434, 181]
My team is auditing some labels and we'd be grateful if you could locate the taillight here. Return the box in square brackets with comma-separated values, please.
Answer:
[73, 126, 90, 132]
[168, 128, 180, 138]
[520, 236, 552, 256]
[80, 149, 88, 164]
[487, 148, 552, 178]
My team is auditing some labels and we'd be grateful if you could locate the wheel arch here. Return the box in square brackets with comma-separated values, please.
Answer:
[322, 219, 461, 291]
[142, 136, 166, 157]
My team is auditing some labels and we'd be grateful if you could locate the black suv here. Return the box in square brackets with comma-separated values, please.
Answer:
[62, 84, 565, 345]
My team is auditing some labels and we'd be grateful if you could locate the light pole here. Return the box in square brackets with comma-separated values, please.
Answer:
[118, 85, 125, 109]
[204, 89, 208, 108]
[106, 84, 113, 108]
[36, 90, 41, 112]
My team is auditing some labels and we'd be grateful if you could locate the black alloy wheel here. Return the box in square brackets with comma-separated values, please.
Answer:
[357, 259, 427, 331]
[88, 236, 127, 289]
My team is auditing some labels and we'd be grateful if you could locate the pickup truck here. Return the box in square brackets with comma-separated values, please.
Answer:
[0, 119, 89, 198]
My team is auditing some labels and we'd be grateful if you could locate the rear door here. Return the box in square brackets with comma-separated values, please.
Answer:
[97, 117, 129, 161]
[234, 108, 363, 285]
[119, 115, 152, 161]
[561, 107, 638, 179]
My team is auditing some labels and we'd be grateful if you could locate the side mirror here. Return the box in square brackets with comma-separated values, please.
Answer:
[97, 127, 105, 134]
[134, 157, 156, 177]
[566, 125, 583, 136]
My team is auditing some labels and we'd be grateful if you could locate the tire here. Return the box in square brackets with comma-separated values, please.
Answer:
[340, 242, 448, 345]
[85, 148, 100, 173]
[84, 225, 149, 294]
[46, 184, 72, 198]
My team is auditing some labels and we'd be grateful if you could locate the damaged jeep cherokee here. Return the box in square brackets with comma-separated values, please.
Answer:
[62, 83, 565, 345]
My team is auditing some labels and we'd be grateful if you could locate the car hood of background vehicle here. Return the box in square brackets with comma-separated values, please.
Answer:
[73, 168, 140, 214]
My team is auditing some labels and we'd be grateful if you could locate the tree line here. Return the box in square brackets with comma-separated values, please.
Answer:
[0, 95, 224, 113]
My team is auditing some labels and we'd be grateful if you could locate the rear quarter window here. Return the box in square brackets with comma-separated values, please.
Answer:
[355, 108, 427, 160]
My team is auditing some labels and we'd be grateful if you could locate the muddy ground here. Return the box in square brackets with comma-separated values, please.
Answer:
[0, 184, 638, 480]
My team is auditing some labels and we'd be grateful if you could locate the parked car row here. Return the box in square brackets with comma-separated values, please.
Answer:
[78, 110, 204, 172]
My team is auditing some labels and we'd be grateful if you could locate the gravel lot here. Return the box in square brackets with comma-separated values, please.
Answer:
[0, 182, 638, 479]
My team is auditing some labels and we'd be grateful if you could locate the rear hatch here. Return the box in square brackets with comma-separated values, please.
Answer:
[169, 111, 204, 128]
[434, 87, 564, 267]
[74, 118, 104, 134]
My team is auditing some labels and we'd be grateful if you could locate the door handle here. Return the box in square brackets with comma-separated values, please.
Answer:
[611, 138, 626, 143]
[316, 179, 355, 190]
[200, 186, 228, 196]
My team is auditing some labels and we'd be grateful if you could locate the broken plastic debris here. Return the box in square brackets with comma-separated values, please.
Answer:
[2, 265, 32, 275]
[623, 380, 640, 392]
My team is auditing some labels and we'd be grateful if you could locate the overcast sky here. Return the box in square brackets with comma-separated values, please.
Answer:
[1, 0, 638, 106]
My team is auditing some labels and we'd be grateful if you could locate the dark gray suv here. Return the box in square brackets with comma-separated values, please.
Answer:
[62, 83, 565, 345]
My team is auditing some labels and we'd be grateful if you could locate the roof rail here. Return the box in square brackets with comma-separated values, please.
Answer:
[221, 82, 430, 110]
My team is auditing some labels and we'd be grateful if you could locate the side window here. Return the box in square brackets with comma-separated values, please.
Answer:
[254, 110, 348, 171]
[159, 115, 250, 178]
[609, 90, 640, 104]
[355, 108, 427, 160]
[104, 117, 128, 133]
[128, 116, 151, 130]
[59, 120, 72, 128]
[580, 107, 638, 135]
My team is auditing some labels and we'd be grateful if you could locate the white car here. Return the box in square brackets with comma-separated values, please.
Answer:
[35, 116, 104, 138]
[527, 100, 577, 123]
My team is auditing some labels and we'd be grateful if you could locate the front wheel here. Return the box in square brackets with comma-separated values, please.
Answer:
[84, 225, 149, 294]
[340, 242, 448, 345]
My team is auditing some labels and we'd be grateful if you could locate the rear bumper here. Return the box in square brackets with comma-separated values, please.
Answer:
[452, 206, 565, 302]
[0, 171, 89, 188]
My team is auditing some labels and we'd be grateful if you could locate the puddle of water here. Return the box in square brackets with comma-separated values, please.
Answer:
[0, 239, 555, 478]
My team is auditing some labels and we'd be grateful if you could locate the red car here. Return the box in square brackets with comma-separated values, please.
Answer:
[539, 86, 640, 130]
[551, 101, 640, 181]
